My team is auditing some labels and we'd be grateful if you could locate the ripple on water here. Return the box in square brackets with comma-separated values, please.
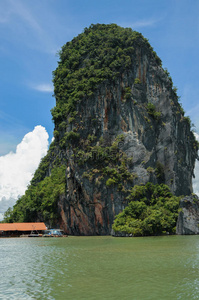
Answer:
[0, 236, 199, 299]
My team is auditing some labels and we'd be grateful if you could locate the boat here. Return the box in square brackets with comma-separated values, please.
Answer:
[43, 229, 67, 237]
[28, 230, 42, 237]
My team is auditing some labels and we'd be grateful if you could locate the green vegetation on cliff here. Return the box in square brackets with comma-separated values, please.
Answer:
[75, 134, 136, 192]
[3, 164, 66, 225]
[112, 183, 181, 236]
[52, 23, 161, 127]
[3, 23, 161, 226]
[3, 24, 198, 236]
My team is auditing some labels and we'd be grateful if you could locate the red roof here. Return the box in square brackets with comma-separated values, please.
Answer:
[0, 222, 47, 231]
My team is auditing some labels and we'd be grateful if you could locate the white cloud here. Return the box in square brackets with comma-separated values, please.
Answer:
[0, 125, 49, 220]
[33, 83, 54, 93]
[120, 17, 162, 29]
[130, 19, 158, 28]
[0, 0, 59, 54]
[193, 132, 199, 196]
[10, 0, 42, 33]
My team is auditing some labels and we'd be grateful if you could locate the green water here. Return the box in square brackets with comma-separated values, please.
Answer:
[0, 236, 199, 299]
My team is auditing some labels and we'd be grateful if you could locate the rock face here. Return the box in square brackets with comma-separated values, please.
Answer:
[52, 25, 197, 235]
[176, 195, 199, 235]
[7, 24, 198, 235]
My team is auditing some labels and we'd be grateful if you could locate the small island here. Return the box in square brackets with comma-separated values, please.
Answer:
[3, 24, 199, 236]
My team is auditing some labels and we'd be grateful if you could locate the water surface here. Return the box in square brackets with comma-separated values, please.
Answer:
[0, 235, 199, 299]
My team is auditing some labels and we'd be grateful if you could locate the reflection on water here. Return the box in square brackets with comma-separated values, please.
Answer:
[0, 236, 199, 299]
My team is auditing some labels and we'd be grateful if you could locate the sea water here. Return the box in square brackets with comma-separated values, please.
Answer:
[0, 235, 199, 299]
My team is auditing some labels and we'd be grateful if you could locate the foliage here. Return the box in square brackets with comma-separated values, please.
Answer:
[146, 102, 161, 121]
[30, 148, 52, 186]
[3, 165, 66, 224]
[106, 178, 118, 186]
[3, 23, 197, 232]
[155, 161, 165, 183]
[147, 166, 154, 173]
[164, 68, 173, 85]
[76, 134, 136, 190]
[112, 183, 181, 236]
[134, 77, 141, 84]
[183, 116, 191, 127]
[65, 131, 80, 142]
[123, 86, 132, 100]
[53, 131, 59, 141]
[52, 23, 162, 125]
[177, 101, 185, 115]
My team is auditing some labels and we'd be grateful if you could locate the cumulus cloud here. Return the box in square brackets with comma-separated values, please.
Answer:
[0, 125, 49, 220]
[193, 132, 199, 196]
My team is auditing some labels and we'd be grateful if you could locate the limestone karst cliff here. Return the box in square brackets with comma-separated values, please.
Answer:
[5, 24, 198, 235]
[176, 195, 199, 235]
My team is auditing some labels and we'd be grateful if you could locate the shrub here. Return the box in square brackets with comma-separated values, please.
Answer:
[106, 178, 117, 186]
[53, 130, 59, 139]
[52, 24, 156, 123]
[66, 131, 80, 142]
[134, 77, 141, 84]
[3, 165, 66, 224]
[147, 167, 154, 173]
[112, 183, 181, 236]
[124, 87, 132, 99]
[183, 116, 191, 127]
[146, 103, 161, 121]
[155, 161, 165, 183]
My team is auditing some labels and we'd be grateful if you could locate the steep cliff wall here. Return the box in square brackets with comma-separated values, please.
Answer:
[6, 24, 198, 235]
[176, 195, 199, 234]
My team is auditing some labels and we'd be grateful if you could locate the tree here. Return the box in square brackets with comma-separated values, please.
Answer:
[112, 183, 181, 236]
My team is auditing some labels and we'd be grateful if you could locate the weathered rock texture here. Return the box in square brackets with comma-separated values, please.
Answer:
[176, 195, 199, 234]
[53, 26, 197, 235]
[8, 24, 198, 235]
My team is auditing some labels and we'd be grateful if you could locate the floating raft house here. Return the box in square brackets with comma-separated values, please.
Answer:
[0, 222, 47, 237]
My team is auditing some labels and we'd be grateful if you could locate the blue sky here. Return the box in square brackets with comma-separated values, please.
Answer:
[1, 0, 199, 154]
[0, 0, 199, 217]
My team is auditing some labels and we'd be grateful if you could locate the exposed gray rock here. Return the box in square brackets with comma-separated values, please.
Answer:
[19, 24, 198, 235]
[111, 229, 129, 237]
[54, 30, 198, 235]
[176, 195, 199, 235]
[57, 50, 198, 235]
